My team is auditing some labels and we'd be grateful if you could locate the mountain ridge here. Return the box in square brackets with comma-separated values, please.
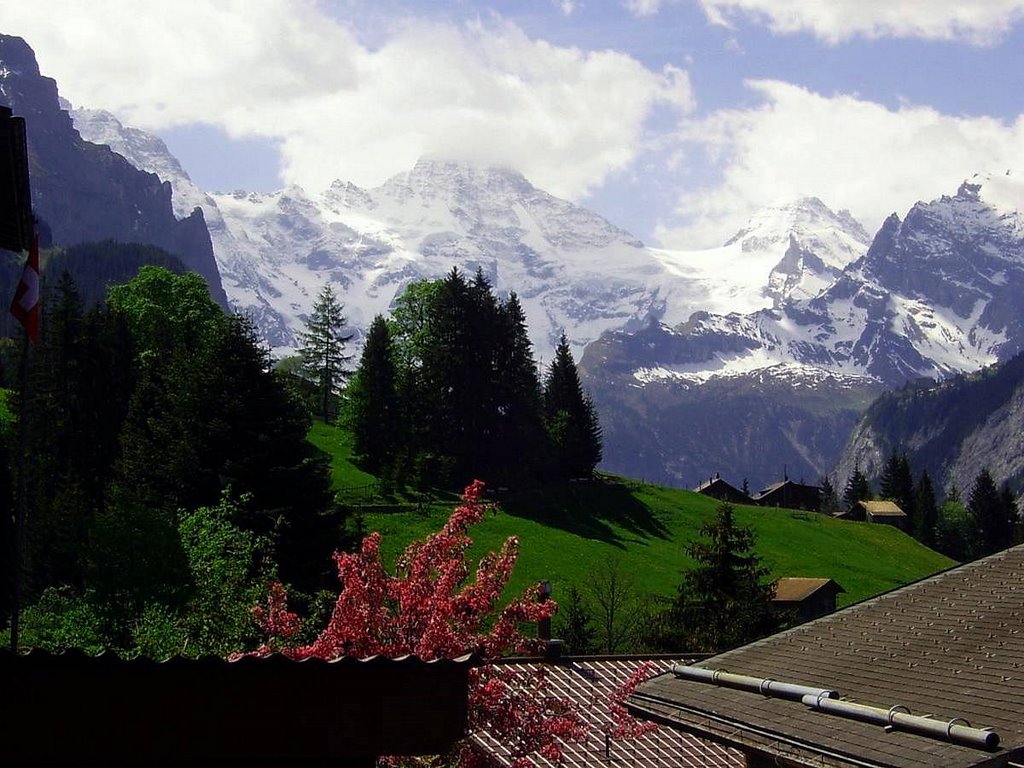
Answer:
[0, 35, 227, 308]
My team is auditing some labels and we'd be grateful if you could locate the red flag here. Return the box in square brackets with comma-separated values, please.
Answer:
[10, 231, 39, 342]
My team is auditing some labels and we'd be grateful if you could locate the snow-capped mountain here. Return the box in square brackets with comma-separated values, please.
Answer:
[621, 175, 1024, 389]
[581, 173, 1024, 488]
[69, 107, 868, 359]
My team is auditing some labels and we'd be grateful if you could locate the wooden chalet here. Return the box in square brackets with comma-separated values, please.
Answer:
[628, 545, 1024, 767]
[751, 479, 821, 511]
[473, 655, 743, 768]
[771, 577, 845, 623]
[858, 500, 909, 529]
[0, 650, 474, 766]
[695, 473, 755, 505]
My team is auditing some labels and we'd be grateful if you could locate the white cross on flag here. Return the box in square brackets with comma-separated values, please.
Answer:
[10, 231, 39, 342]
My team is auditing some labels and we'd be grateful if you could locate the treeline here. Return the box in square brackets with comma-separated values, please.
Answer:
[830, 451, 1019, 560]
[344, 268, 601, 488]
[1, 265, 355, 655]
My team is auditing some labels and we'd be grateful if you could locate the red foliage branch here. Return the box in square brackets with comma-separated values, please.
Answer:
[242, 481, 654, 766]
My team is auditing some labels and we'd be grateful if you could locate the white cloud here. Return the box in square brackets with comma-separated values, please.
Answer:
[555, 0, 577, 16]
[622, 0, 664, 17]
[697, 0, 1024, 45]
[0, 2, 693, 199]
[658, 80, 1024, 248]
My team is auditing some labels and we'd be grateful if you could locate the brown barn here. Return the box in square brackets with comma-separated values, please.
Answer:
[771, 577, 845, 623]
[858, 499, 909, 529]
[629, 545, 1024, 767]
[695, 474, 755, 505]
[751, 479, 821, 511]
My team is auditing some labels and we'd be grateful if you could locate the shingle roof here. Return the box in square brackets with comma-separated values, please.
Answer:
[474, 656, 742, 768]
[628, 545, 1024, 768]
[773, 577, 844, 602]
[859, 500, 907, 517]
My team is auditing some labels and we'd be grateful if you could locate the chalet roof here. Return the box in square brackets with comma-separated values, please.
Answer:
[474, 655, 742, 768]
[753, 478, 822, 499]
[773, 577, 845, 603]
[858, 500, 907, 517]
[628, 545, 1024, 768]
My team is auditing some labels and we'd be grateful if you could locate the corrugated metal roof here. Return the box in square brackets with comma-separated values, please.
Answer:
[473, 656, 742, 768]
[1, 648, 476, 762]
[630, 545, 1024, 767]
[773, 577, 843, 602]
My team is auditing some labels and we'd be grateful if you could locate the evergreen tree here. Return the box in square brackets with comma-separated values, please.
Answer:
[935, 496, 974, 561]
[553, 585, 597, 655]
[915, 470, 939, 547]
[491, 292, 546, 484]
[14, 273, 133, 597]
[543, 333, 602, 479]
[819, 476, 840, 516]
[842, 464, 872, 510]
[298, 284, 352, 421]
[879, 449, 916, 528]
[346, 315, 401, 474]
[969, 468, 1012, 555]
[666, 503, 776, 652]
[1001, 485, 1021, 546]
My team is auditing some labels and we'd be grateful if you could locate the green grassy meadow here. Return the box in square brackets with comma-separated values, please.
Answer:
[308, 422, 954, 608]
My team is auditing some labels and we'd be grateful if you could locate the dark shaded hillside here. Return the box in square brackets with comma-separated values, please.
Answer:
[836, 352, 1024, 500]
[0, 34, 227, 308]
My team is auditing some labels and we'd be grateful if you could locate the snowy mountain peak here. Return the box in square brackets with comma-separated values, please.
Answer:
[725, 195, 870, 255]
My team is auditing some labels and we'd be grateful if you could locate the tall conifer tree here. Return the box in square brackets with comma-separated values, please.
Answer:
[299, 284, 351, 421]
[842, 464, 872, 510]
[969, 468, 1012, 555]
[346, 315, 401, 474]
[915, 470, 939, 547]
[543, 333, 602, 479]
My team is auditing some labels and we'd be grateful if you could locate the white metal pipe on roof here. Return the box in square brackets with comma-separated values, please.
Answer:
[800, 695, 1000, 751]
[671, 666, 839, 702]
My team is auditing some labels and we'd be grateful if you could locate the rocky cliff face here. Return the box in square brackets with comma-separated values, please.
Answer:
[0, 35, 227, 307]
[834, 352, 1024, 502]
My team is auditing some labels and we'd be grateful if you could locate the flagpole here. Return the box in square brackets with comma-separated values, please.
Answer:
[8, 229, 39, 652]
[10, 329, 29, 653]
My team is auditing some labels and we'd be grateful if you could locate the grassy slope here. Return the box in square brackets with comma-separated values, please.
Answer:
[309, 422, 954, 608]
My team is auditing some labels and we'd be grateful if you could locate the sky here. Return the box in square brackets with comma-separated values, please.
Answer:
[1, 0, 1023, 248]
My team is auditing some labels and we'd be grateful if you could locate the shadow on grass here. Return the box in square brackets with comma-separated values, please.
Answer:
[495, 475, 670, 549]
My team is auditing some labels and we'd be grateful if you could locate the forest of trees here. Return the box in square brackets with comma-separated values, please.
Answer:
[344, 267, 602, 489]
[838, 450, 1019, 561]
[0, 266, 355, 655]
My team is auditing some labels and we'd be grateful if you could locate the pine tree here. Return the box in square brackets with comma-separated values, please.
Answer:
[1000, 484, 1020, 546]
[879, 449, 916, 528]
[299, 284, 352, 421]
[543, 333, 602, 479]
[346, 315, 401, 474]
[915, 470, 939, 547]
[492, 291, 546, 484]
[842, 464, 872, 510]
[969, 468, 1012, 555]
[554, 585, 597, 655]
[668, 503, 776, 652]
[819, 476, 840, 516]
